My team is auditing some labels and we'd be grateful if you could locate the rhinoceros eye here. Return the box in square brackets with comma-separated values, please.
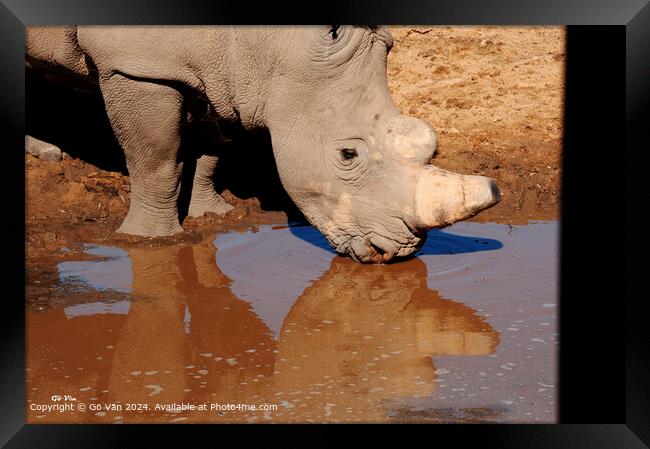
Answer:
[329, 25, 341, 39]
[339, 148, 358, 161]
[330, 140, 368, 182]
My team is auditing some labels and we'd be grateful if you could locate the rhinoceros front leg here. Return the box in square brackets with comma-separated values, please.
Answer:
[187, 154, 233, 218]
[100, 74, 184, 237]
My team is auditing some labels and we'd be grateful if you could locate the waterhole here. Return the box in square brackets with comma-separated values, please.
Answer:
[27, 221, 558, 423]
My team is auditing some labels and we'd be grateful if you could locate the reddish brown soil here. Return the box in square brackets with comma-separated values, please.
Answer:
[26, 26, 564, 308]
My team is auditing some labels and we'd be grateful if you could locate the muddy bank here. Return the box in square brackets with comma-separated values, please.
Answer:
[25, 151, 288, 312]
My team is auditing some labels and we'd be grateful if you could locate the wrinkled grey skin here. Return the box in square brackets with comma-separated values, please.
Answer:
[26, 25, 500, 263]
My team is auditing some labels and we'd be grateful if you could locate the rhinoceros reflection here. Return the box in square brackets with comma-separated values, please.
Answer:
[30, 238, 499, 422]
[103, 242, 276, 411]
[269, 256, 499, 421]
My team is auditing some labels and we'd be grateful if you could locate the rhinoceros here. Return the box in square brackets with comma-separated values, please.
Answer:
[26, 25, 500, 263]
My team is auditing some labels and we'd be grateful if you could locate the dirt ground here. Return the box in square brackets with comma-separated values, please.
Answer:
[26, 26, 564, 310]
[388, 26, 564, 223]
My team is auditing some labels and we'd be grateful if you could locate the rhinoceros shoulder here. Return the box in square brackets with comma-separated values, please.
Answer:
[76, 26, 224, 92]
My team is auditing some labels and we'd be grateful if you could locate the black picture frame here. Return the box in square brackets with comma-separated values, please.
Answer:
[1, 0, 647, 446]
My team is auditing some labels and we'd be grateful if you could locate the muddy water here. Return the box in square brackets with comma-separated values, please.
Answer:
[26, 221, 558, 423]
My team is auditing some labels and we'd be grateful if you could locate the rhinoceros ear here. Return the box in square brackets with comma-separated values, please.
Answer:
[329, 25, 341, 39]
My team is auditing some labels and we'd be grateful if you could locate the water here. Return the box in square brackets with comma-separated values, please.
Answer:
[27, 221, 558, 423]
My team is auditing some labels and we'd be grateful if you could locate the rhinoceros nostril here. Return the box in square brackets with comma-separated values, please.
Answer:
[369, 235, 398, 263]
[369, 242, 385, 263]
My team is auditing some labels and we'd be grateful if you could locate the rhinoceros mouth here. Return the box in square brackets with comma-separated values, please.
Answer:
[330, 224, 425, 264]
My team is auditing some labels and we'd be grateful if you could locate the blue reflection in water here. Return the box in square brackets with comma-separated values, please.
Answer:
[58, 244, 132, 293]
[58, 244, 132, 318]
[288, 224, 503, 256]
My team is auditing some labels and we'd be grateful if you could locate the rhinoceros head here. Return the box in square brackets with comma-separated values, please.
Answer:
[260, 26, 500, 263]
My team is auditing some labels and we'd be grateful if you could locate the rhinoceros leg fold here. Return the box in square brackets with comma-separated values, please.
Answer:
[100, 74, 184, 237]
[187, 154, 233, 218]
